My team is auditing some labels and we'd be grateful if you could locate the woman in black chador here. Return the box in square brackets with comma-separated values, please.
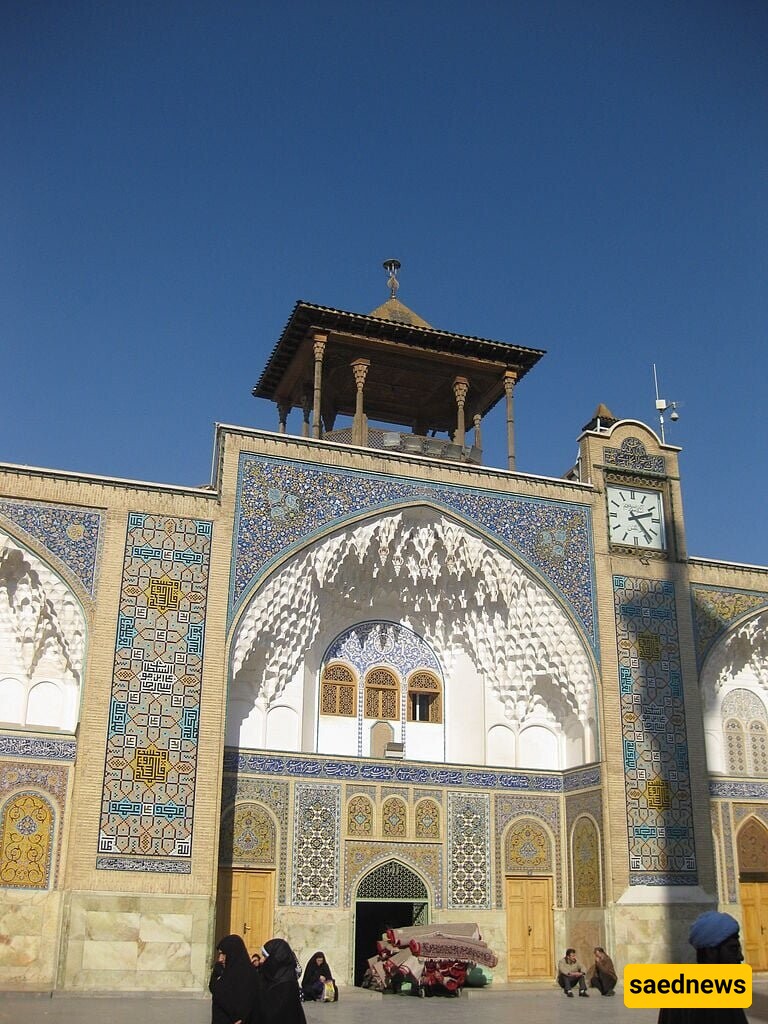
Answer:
[301, 951, 338, 1002]
[209, 934, 259, 1024]
[256, 938, 306, 1024]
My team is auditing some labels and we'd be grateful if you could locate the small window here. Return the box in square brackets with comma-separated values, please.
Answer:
[320, 664, 357, 717]
[364, 668, 399, 720]
[407, 671, 442, 724]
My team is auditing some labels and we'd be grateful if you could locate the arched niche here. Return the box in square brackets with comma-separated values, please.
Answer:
[0, 532, 86, 733]
[227, 506, 597, 767]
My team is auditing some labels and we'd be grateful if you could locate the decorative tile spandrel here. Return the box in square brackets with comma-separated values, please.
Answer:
[232, 455, 596, 649]
[613, 575, 697, 886]
[97, 513, 212, 873]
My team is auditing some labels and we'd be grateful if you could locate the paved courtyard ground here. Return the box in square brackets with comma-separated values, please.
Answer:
[2, 982, 767, 1024]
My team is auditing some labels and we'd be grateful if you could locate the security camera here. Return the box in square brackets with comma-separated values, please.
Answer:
[670, 409, 679, 422]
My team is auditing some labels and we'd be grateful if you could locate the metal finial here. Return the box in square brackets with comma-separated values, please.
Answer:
[383, 258, 401, 299]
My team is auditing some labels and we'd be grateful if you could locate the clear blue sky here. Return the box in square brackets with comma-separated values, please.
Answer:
[3, 1, 766, 566]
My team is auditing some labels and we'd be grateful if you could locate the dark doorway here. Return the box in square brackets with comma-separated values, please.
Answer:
[353, 900, 427, 986]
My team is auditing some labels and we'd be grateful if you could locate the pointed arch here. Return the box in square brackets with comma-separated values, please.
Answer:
[737, 816, 768, 880]
[0, 529, 87, 732]
[571, 814, 602, 906]
[218, 800, 279, 867]
[0, 790, 56, 889]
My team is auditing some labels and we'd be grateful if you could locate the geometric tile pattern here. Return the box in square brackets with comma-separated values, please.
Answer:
[0, 498, 103, 595]
[97, 512, 212, 873]
[614, 575, 697, 886]
[447, 792, 491, 909]
[231, 455, 596, 649]
[292, 783, 340, 906]
[0, 791, 55, 889]
[691, 584, 768, 669]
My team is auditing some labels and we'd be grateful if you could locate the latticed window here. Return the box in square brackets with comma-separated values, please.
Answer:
[725, 719, 746, 774]
[407, 671, 442, 723]
[320, 663, 357, 717]
[750, 721, 768, 775]
[364, 668, 399, 720]
[722, 689, 768, 777]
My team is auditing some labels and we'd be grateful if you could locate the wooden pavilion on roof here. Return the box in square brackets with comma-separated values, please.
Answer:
[253, 291, 545, 470]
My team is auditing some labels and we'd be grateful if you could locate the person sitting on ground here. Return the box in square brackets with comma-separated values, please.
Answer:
[557, 947, 589, 997]
[301, 950, 338, 1001]
[588, 946, 617, 996]
[657, 912, 748, 1024]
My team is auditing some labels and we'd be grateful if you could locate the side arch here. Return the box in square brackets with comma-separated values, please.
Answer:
[218, 800, 279, 867]
[570, 814, 602, 906]
[0, 790, 57, 889]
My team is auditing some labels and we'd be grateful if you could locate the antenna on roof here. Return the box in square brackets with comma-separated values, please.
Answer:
[383, 258, 401, 299]
[653, 364, 679, 444]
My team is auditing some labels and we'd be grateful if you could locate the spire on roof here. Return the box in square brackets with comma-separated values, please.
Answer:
[369, 259, 433, 327]
[582, 403, 618, 433]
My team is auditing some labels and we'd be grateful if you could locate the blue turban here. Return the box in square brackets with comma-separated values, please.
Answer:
[689, 912, 739, 950]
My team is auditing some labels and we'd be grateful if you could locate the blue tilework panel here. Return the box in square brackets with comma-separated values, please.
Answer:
[0, 735, 76, 762]
[691, 584, 768, 670]
[225, 748, 567, 791]
[232, 455, 596, 650]
[613, 576, 697, 886]
[447, 792, 491, 909]
[97, 513, 212, 873]
[292, 783, 340, 905]
[0, 498, 103, 595]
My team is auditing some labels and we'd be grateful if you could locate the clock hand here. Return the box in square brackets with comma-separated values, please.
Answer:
[627, 511, 652, 541]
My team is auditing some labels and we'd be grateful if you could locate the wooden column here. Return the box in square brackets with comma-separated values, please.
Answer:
[504, 371, 517, 470]
[311, 334, 327, 440]
[473, 413, 482, 451]
[301, 388, 312, 438]
[351, 358, 371, 446]
[452, 376, 469, 447]
[277, 400, 290, 434]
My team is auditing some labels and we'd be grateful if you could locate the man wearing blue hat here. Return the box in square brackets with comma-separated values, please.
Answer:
[657, 911, 748, 1023]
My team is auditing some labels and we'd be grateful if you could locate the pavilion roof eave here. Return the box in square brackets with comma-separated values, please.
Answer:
[253, 301, 546, 403]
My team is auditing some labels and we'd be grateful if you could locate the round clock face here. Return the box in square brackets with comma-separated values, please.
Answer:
[607, 486, 665, 550]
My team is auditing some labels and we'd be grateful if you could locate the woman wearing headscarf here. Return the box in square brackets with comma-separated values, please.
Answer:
[256, 938, 306, 1024]
[301, 951, 338, 1002]
[209, 934, 259, 1024]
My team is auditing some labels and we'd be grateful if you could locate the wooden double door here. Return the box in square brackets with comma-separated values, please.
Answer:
[505, 876, 554, 979]
[741, 882, 768, 972]
[216, 869, 275, 954]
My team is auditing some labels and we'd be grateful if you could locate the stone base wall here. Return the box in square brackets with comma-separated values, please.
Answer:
[610, 900, 713, 969]
[58, 892, 213, 991]
[556, 906, 609, 969]
[0, 888, 64, 990]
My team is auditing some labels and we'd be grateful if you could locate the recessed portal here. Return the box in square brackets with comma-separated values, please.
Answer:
[353, 860, 429, 985]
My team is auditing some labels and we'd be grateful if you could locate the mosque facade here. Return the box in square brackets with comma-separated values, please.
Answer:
[1, 277, 767, 991]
